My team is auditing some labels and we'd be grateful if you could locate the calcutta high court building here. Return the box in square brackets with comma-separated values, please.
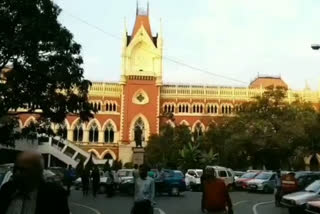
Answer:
[18, 6, 320, 164]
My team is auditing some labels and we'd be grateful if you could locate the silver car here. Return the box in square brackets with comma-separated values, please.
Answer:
[281, 180, 320, 214]
[247, 172, 276, 193]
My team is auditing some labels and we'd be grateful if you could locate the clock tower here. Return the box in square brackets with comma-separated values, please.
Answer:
[119, 3, 163, 163]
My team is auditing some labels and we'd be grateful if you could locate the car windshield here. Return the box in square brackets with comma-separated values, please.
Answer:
[255, 173, 272, 180]
[118, 171, 132, 177]
[196, 171, 203, 177]
[305, 180, 320, 193]
[241, 172, 257, 179]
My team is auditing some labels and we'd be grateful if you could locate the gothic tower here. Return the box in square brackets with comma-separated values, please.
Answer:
[119, 3, 163, 163]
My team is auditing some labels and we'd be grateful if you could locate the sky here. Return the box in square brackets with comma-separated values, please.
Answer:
[55, 0, 320, 90]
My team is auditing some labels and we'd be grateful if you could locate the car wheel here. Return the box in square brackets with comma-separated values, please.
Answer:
[170, 187, 180, 196]
[99, 185, 107, 194]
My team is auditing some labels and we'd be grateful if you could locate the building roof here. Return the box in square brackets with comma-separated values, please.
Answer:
[249, 76, 288, 89]
[132, 14, 153, 39]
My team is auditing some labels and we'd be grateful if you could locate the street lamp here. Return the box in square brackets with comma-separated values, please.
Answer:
[311, 44, 320, 50]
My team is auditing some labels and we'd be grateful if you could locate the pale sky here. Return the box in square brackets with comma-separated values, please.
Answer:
[55, 0, 320, 90]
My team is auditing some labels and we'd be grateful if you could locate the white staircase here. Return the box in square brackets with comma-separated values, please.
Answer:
[0, 136, 106, 167]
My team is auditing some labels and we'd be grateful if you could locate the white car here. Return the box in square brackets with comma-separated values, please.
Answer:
[281, 180, 320, 214]
[185, 169, 203, 191]
[206, 166, 234, 188]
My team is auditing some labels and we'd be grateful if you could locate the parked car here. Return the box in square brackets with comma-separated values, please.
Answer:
[75, 170, 119, 193]
[156, 169, 186, 196]
[306, 201, 320, 214]
[234, 171, 246, 180]
[235, 171, 260, 190]
[0, 164, 59, 189]
[282, 171, 320, 196]
[118, 169, 135, 195]
[206, 166, 234, 188]
[185, 169, 203, 191]
[247, 171, 276, 193]
[281, 180, 320, 214]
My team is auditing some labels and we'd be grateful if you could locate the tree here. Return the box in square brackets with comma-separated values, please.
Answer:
[0, 0, 93, 145]
[145, 124, 192, 169]
[214, 87, 320, 170]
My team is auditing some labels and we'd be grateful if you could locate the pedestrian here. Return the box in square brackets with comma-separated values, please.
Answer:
[201, 167, 208, 213]
[275, 170, 282, 207]
[81, 167, 90, 196]
[131, 164, 155, 214]
[133, 164, 139, 180]
[0, 151, 70, 214]
[202, 168, 233, 214]
[91, 165, 100, 197]
[64, 165, 74, 196]
[105, 169, 114, 197]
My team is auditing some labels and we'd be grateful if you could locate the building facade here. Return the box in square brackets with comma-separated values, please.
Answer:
[17, 7, 320, 164]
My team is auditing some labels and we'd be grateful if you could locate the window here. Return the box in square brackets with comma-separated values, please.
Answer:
[104, 123, 115, 143]
[219, 170, 227, 177]
[227, 170, 232, 177]
[105, 101, 117, 112]
[207, 104, 219, 114]
[89, 122, 99, 143]
[163, 104, 175, 113]
[73, 123, 83, 142]
[221, 104, 233, 115]
[178, 103, 190, 113]
[192, 104, 204, 113]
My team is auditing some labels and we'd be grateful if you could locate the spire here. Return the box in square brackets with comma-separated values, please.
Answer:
[131, 1, 152, 39]
[136, 0, 138, 15]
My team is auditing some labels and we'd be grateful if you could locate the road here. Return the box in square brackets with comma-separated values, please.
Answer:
[69, 190, 289, 214]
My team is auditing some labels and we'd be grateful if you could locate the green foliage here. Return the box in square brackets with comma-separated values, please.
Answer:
[146, 87, 320, 171]
[0, 0, 93, 145]
[123, 162, 134, 169]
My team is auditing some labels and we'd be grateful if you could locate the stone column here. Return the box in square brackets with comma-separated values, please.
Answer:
[98, 130, 104, 143]
[67, 129, 73, 142]
[83, 129, 89, 143]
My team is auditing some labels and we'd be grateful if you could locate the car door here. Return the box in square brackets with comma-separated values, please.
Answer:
[269, 174, 276, 188]
[186, 170, 196, 185]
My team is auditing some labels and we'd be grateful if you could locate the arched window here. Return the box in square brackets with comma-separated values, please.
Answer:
[164, 105, 168, 113]
[186, 105, 189, 113]
[57, 123, 67, 139]
[104, 123, 115, 143]
[89, 122, 99, 143]
[194, 123, 203, 141]
[113, 104, 116, 111]
[73, 123, 83, 142]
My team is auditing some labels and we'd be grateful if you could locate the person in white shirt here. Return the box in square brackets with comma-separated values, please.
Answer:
[132, 164, 155, 214]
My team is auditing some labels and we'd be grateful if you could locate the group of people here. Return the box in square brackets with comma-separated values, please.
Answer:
[0, 151, 237, 214]
[79, 164, 115, 197]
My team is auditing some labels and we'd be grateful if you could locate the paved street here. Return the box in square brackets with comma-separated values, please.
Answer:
[69, 190, 290, 214]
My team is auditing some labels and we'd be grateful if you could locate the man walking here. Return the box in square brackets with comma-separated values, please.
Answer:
[91, 165, 100, 197]
[202, 168, 233, 214]
[275, 170, 282, 207]
[132, 164, 155, 214]
[0, 151, 70, 214]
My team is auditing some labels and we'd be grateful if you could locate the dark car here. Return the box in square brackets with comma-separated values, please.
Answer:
[155, 169, 187, 196]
